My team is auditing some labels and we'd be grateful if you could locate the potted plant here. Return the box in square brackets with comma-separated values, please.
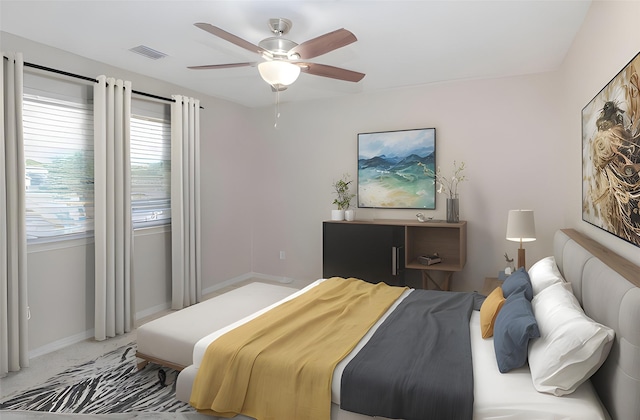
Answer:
[332, 174, 355, 221]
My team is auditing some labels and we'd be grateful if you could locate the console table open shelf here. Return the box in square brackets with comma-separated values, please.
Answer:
[323, 219, 467, 290]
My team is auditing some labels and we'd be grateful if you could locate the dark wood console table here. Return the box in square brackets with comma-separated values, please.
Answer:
[323, 219, 467, 290]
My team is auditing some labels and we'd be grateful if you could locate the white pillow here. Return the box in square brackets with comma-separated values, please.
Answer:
[528, 256, 565, 295]
[528, 282, 615, 396]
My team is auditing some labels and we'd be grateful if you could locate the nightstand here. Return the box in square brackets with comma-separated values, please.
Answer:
[482, 277, 503, 296]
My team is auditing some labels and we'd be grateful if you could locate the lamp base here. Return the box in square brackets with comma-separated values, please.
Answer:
[517, 248, 526, 270]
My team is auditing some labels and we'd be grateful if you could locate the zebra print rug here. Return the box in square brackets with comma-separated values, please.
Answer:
[0, 342, 196, 415]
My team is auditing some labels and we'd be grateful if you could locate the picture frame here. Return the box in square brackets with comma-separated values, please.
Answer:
[582, 51, 640, 247]
[357, 128, 436, 209]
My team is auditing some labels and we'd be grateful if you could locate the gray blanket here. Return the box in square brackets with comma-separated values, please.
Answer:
[340, 290, 484, 420]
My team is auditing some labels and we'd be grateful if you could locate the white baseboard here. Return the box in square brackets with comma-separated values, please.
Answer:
[248, 272, 295, 285]
[135, 301, 171, 321]
[201, 272, 255, 296]
[201, 272, 295, 295]
[29, 329, 95, 359]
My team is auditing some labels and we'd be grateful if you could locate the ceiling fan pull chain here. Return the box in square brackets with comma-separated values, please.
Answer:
[274, 88, 281, 129]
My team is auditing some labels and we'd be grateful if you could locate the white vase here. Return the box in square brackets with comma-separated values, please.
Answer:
[331, 209, 345, 221]
[345, 209, 355, 221]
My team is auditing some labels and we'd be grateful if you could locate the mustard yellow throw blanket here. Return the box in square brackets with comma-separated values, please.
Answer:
[189, 277, 407, 420]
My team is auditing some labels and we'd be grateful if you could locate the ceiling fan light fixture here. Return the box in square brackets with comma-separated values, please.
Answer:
[258, 61, 300, 87]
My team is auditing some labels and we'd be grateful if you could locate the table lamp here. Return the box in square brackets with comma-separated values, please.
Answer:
[506, 210, 536, 269]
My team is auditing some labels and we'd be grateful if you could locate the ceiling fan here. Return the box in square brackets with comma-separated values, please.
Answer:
[188, 18, 365, 91]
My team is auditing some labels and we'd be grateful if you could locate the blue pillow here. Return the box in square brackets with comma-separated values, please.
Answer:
[501, 268, 533, 301]
[493, 290, 540, 373]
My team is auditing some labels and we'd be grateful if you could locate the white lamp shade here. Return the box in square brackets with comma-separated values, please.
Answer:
[258, 61, 301, 86]
[506, 210, 536, 242]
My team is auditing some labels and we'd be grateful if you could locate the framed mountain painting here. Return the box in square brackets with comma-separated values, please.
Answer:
[357, 128, 436, 209]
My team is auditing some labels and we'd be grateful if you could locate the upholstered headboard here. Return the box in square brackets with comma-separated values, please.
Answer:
[554, 229, 640, 420]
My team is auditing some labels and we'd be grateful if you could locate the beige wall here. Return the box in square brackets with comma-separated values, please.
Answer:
[249, 70, 567, 291]
[3, 0, 640, 355]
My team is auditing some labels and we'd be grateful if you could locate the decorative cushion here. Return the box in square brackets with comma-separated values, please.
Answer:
[493, 289, 540, 373]
[528, 282, 615, 396]
[501, 268, 533, 301]
[528, 256, 565, 295]
[480, 286, 505, 338]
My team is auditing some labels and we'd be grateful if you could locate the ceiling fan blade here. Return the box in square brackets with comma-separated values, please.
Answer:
[296, 62, 365, 83]
[188, 62, 255, 70]
[289, 28, 357, 59]
[195, 22, 267, 55]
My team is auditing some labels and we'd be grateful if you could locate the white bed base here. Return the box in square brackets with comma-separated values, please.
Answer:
[165, 229, 639, 420]
[136, 282, 298, 371]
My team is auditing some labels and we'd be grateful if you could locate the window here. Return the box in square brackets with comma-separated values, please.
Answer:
[23, 76, 94, 243]
[23, 72, 172, 243]
[130, 100, 171, 228]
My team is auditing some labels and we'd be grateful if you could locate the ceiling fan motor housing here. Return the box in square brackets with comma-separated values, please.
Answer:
[268, 18, 292, 35]
[259, 37, 298, 58]
[260, 18, 298, 59]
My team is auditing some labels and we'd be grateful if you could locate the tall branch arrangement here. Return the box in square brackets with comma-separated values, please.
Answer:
[418, 160, 467, 198]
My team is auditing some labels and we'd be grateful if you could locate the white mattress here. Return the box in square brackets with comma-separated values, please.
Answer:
[137, 282, 297, 368]
[178, 282, 609, 420]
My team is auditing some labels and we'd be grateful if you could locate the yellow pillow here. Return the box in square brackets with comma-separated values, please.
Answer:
[480, 286, 505, 338]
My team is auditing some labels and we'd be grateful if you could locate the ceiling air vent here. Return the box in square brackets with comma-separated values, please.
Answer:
[129, 45, 167, 60]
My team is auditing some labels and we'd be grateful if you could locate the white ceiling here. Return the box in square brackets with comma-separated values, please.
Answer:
[1, 0, 592, 108]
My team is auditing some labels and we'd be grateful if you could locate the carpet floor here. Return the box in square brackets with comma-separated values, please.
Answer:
[0, 342, 196, 416]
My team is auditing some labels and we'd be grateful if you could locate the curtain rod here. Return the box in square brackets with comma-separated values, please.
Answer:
[4, 56, 203, 108]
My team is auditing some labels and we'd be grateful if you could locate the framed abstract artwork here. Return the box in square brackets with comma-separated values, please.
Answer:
[582, 51, 640, 247]
[357, 128, 436, 209]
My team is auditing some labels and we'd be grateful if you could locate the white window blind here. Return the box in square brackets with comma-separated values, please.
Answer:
[130, 102, 171, 228]
[23, 93, 94, 242]
[22, 72, 172, 241]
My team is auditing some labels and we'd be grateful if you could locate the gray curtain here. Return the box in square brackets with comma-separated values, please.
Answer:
[93, 76, 134, 341]
[1, 52, 29, 376]
[171, 95, 201, 309]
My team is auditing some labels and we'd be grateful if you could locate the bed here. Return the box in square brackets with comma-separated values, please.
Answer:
[146, 229, 640, 419]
